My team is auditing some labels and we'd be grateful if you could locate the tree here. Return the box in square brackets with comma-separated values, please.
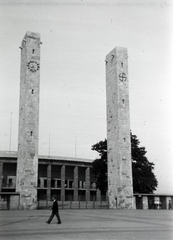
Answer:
[131, 133, 158, 193]
[92, 140, 107, 194]
[91, 133, 158, 194]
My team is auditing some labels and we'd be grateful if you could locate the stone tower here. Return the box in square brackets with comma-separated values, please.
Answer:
[106, 47, 133, 209]
[16, 32, 41, 209]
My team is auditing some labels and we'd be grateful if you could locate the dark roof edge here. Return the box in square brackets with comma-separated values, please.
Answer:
[0, 151, 93, 163]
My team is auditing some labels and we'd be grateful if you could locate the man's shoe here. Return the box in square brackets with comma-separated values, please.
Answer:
[57, 222, 61, 224]
[46, 221, 50, 224]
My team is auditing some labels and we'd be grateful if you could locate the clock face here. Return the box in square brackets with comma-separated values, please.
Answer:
[27, 61, 40, 73]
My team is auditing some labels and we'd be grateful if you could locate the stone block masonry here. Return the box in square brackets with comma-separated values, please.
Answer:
[106, 47, 133, 209]
[16, 32, 41, 209]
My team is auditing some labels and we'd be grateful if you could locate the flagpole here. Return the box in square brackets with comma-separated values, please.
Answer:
[9, 112, 12, 151]
[49, 133, 50, 156]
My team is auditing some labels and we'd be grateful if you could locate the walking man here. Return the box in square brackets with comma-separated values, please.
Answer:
[46, 195, 61, 224]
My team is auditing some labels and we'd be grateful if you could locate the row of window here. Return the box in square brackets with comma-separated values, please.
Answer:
[1, 176, 96, 190]
[38, 178, 96, 189]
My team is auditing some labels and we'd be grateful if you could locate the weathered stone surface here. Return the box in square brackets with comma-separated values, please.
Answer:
[106, 47, 133, 209]
[16, 32, 41, 210]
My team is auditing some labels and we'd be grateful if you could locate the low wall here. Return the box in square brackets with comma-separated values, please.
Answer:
[38, 200, 109, 209]
[0, 193, 20, 210]
[1, 193, 172, 210]
[10, 195, 20, 210]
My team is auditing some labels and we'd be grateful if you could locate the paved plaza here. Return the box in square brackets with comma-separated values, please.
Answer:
[0, 209, 172, 240]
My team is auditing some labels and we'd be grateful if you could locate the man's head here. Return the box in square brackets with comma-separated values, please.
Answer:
[53, 195, 57, 200]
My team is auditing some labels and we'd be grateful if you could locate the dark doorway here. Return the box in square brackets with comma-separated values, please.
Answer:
[0, 195, 9, 210]
[90, 191, 96, 201]
[136, 196, 143, 209]
[65, 190, 73, 201]
[148, 196, 155, 209]
[78, 190, 86, 201]
[160, 196, 166, 209]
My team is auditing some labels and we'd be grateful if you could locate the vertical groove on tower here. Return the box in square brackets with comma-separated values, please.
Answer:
[16, 32, 41, 209]
[106, 47, 133, 209]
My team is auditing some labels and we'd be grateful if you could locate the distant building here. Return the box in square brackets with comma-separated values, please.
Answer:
[0, 151, 172, 210]
[0, 151, 100, 202]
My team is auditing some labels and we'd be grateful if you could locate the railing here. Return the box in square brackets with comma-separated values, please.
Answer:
[38, 179, 97, 190]
[37, 200, 109, 210]
[2, 184, 16, 188]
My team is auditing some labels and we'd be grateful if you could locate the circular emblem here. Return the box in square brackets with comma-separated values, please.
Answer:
[27, 61, 40, 73]
[119, 73, 127, 82]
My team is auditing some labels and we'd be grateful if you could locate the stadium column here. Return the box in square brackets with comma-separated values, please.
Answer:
[0, 163, 3, 191]
[47, 164, 51, 201]
[74, 166, 78, 201]
[85, 167, 90, 201]
[61, 165, 65, 201]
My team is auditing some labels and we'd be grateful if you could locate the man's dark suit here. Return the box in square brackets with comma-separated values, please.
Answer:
[47, 199, 61, 224]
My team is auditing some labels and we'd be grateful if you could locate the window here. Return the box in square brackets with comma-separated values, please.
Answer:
[68, 180, 73, 189]
[51, 180, 55, 188]
[8, 178, 13, 187]
[38, 179, 41, 187]
[44, 179, 47, 188]
[57, 180, 61, 188]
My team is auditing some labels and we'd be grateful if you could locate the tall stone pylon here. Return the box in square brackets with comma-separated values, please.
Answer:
[106, 47, 133, 209]
[16, 32, 41, 209]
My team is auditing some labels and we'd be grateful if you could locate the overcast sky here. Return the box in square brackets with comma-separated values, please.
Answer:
[0, 0, 173, 194]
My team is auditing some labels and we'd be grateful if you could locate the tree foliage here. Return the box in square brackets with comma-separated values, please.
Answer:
[91, 133, 158, 194]
[91, 140, 108, 194]
[131, 133, 158, 193]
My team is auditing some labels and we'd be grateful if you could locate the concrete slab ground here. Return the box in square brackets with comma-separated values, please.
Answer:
[0, 209, 172, 240]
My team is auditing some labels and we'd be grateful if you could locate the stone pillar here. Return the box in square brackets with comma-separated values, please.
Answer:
[133, 196, 136, 209]
[55, 180, 57, 189]
[96, 189, 101, 201]
[40, 178, 44, 188]
[74, 166, 78, 201]
[47, 164, 51, 201]
[106, 47, 133, 209]
[0, 163, 3, 191]
[106, 191, 109, 202]
[16, 32, 41, 209]
[85, 167, 90, 201]
[142, 196, 148, 210]
[61, 165, 65, 201]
